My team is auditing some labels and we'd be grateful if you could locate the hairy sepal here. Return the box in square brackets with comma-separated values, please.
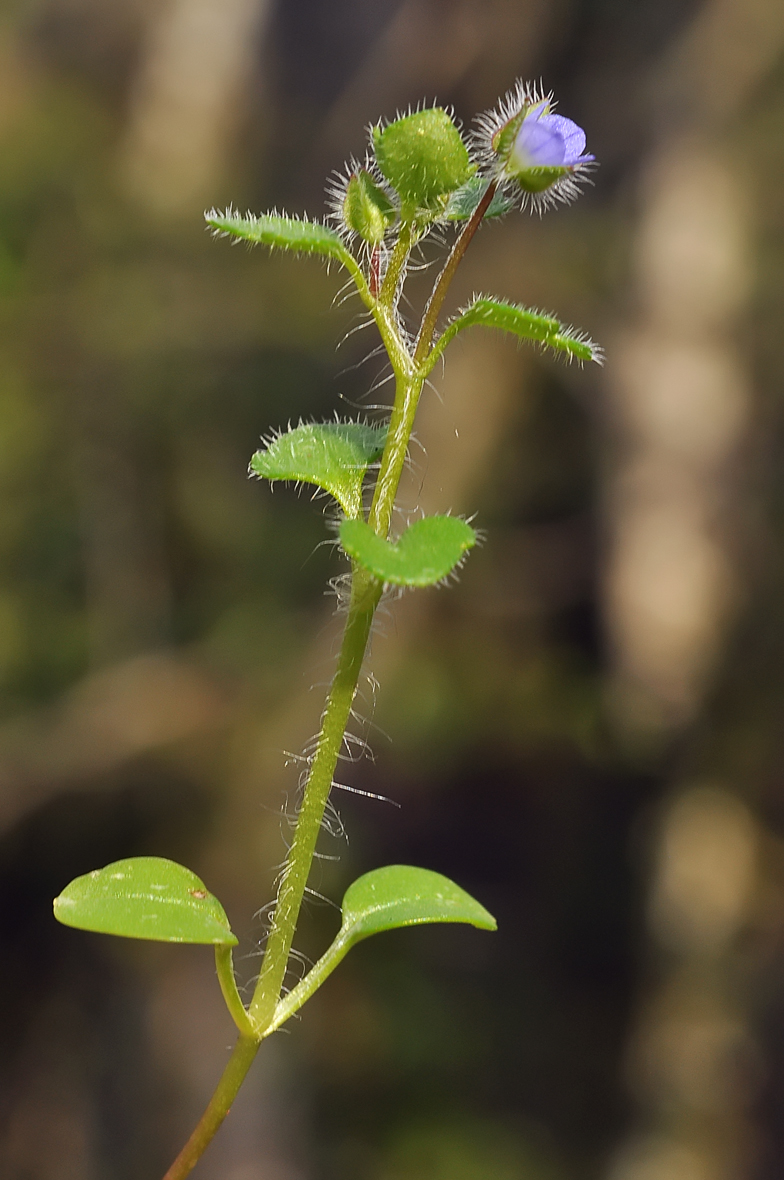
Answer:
[343, 170, 396, 244]
[339, 515, 476, 587]
[251, 421, 388, 519]
[427, 295, 602, 369]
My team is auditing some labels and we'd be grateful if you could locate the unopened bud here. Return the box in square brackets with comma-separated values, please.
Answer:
[343, 170, 395, 245]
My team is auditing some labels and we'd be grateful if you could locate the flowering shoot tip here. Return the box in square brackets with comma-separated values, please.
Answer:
[474, 80, 595, 213]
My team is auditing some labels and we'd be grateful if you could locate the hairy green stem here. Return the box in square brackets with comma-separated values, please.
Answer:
[368, 368, 424, 539]
[162, 180, 487, 1180]
[248, 568, 381, 1031]
[379, 219, 416, 308]
[266, 926, 354, 1034]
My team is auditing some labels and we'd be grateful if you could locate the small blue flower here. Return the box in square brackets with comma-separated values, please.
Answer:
[473, 81, 596, 213]
[510, 102, 594, 171]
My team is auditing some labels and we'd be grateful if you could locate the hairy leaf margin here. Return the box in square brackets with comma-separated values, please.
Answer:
[424, 294, 603, 372]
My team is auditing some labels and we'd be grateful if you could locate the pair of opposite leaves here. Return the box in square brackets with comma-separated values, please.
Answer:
[250, 420, 476, 587]
[54, 858, 496, 1034]
[239, 290, 598, 585]
[53, 422, 491, 1012]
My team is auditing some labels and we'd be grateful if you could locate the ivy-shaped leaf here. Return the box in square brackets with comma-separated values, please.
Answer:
[340, 515, 476, 586]
[251, 422, 388, 518]
[53, 857, 237, 946]
[268, 866, 496, 1034]
[426, 295, 603, 370]
[206, 208, 352, 264]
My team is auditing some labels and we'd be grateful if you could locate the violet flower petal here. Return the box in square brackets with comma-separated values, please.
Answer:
[512, 118, 566, 168]
[537, 114, 587, 164]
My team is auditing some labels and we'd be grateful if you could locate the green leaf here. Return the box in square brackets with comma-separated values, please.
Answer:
[373, 109, 475, 212]
[206, 208, 351, 263]
[339, 515, 476, 586]
[445, 176, 515, 221]
[251, 422, 388, 518]
[53, 857, 237, 946]
[267, 866, 495, 1034]
[341, 865, 497, 940]
[427, 295, 603, 370]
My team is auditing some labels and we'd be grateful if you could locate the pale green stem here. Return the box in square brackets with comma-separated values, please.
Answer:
[215, 946, 255, 1037]
[248, 567, 381, 1032]
[368, 367, 424, 539]
[379, 219, 416, 308]
[339, 246, 406, 369]
[161, 185, 486, 1180]
[161, 1035, 259, 1180]
[266, 928, 354, 1034]
[248, 205, 486, 1022]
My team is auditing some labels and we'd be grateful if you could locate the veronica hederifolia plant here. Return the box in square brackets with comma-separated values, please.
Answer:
[53, 84, 601, 1178]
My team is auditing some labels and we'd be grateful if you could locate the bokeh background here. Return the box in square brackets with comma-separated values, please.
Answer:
[1, 0, 784, 1177]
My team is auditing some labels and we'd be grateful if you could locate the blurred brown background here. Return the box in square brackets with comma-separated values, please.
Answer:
[1, 0, 784, 1177]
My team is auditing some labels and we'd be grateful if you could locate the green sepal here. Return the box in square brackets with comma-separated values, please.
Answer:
[343, 170, 395, 244]
[53, 857, 237, 946]
[445, 176, 514, 221]
[490, 105, 573, 195]
[492, 108, 527, 163]
[267, 866, 496, 1034]
[513, 165, 570, 194]
[250, 422, 388, 519]
[340, 515, 476, 586]
[426, 295, 602, 369]
[206, 209, 351, 263]
[372, 109, 475, 213]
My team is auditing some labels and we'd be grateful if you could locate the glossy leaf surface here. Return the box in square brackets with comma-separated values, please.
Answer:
[54, 857, 237, 945]
[268, 865, 496, 1033]
[428, 295, 602, 368]
[339, 515, 475, 586]
[251, 422, 388, 518]
[342, 865, 497, 940]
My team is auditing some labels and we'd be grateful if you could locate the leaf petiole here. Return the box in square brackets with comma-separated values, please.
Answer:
[214, 945, 256, 1038]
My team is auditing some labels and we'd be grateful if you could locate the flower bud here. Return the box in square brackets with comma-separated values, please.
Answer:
[373, 108, 475, 215]
[343, 170, 395, 245]
[504, 102, 592, 194]
[475, 82, 595, 211]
